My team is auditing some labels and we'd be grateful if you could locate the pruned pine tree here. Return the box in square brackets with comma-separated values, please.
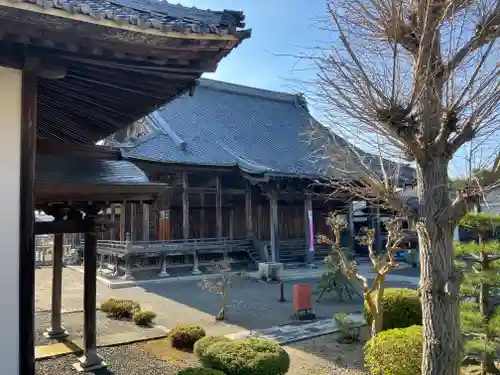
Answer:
[318, 213, 405, 337]
[457, 212, 500, 374]
[305, 0, 500, 373]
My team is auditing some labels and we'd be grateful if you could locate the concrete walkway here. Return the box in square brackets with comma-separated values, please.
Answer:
[226, 313, 366, 345]
[69, 262, 420, 289]
[247, 263, 420, 286]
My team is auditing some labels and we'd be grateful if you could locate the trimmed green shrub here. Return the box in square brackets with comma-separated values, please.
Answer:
[364, 288, 421, 331]
[100, 298, 141, 319]
[199, 338, 290, 375]
[176, 368, 226, 375]
[365, 325, 422, 375]
[194, 336, 231, 358]
[100, 298, 119, 313]
[169, 324, 206, 350]
[133, 310, 157, 326]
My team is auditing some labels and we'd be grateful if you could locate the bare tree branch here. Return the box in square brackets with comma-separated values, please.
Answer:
[445, 1, 500, 76]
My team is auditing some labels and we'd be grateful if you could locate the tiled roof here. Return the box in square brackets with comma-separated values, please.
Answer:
[481, 187, 500, 214]
[122, 79, 415, 180]
[17, 0, 248, 36]
[36, 154, 152, 185]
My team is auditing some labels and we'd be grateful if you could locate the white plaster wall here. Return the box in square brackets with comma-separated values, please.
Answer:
[0, 66, 21, 375]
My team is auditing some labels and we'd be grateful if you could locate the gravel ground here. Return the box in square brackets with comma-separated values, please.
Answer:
[286, 333, 368, 375]
[35, 344, 181, 375]
[36, 333, 369, 375]
[35, 310, 151, 346]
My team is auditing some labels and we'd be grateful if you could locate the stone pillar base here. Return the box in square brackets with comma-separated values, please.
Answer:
[73, 352, 106, 372]
[258, 262, 283, 282]
[122, 274, 134, 280]
[191, 268, 202, 275]
[307, 263, 318, 269]
[44, 327, 68, 339]
[158, 270, 170, 277]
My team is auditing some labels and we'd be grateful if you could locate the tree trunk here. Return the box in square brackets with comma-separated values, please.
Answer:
[479, 254, 497, 375]
[416, 159, 461, 375]
[371, 311, 383, 338]
[367, 276, 386, 338]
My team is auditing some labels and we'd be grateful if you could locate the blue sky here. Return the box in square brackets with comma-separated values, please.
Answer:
[177, 0, 328, 92]
[175, 0, 497, 178]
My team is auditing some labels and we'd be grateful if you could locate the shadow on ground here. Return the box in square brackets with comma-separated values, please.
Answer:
[141, 277, 364, 330]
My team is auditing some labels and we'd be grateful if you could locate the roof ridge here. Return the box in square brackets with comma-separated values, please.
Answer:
[199, 78, 303, 104]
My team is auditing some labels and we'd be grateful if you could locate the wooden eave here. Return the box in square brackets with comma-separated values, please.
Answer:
[35, 183, 168, 208]
[0, 2, 250, 143]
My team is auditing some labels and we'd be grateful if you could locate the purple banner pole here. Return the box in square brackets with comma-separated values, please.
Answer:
[308, 210, 314, 252]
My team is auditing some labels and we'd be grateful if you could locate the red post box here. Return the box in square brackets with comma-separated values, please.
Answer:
[293, 284, 313, 313]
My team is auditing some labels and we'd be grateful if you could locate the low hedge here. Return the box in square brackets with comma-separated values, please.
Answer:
[194, 336, 231, 358]
[364, 288, 421, 331]
[169, 324, 206, 350]
[364, 325, 422, 375]
[133, 310, 157, 326]
[176, 368, 226, 375]
[199, 338, 290, 375]
[100, 298, 141, 319]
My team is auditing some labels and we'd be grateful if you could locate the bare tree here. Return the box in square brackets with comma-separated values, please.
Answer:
[199, 258, 238, 321]
[305, 1, 499, 374]
[319, 213, 406, 337]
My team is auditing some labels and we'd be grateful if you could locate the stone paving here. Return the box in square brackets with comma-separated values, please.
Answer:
[226, 313, 366, 344]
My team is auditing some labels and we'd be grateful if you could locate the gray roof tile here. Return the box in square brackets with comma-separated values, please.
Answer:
[123, 79, 325, 177]
[123, 79, 415, 180]
[481, 187, 500, 213]
[36, 154, 151, 185]
[18, 0, 248, 36]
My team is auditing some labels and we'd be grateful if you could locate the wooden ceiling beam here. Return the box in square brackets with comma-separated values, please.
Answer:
[35, 219, 114, 235]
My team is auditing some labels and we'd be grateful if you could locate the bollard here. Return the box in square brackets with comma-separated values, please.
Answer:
[279, 281, 286, 302]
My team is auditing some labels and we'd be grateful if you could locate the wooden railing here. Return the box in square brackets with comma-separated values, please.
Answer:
[95, 237, 252, 256]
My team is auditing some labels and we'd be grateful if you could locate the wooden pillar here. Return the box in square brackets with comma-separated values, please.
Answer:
[199, 193, 206, 239]
[110, 204, 116, 241]
[19, 65, 38, 375]
[257, 204, 263, 239]
[229, 207, 235, 239]
[130, 203, 137, 241]
[76, 212, 106, 371]
[245, 183, 253, 237]
[216, 175, 223, 239]
[304, 194, 314, 266]
[45, 232, 67, 339]
[142, 203, 150, 241]
[182, 172, 190, 240]
[119, 201, 126, 241]
[269, 191, 279, 263]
